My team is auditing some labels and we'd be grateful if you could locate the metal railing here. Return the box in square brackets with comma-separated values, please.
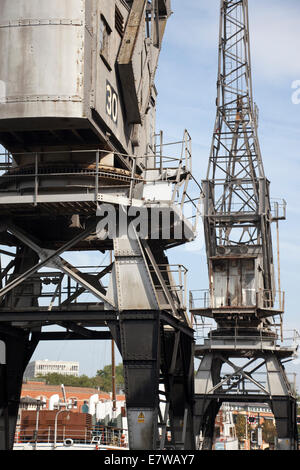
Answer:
[150, 264, 188, 310]
[0, 149, 140, 205]
[15, 426, 91, 445]
[0, 263, 188, 311]
[0, 265, 111, 310]
[271, 199, 287, 221]
[0, 144, 202, 232]
[194, 323, 300, 350]
[211, 198, 286, 218]
[91, 426, 127, 448]
[214, 200, 259, 215]
[14, 424, 128, 448]
[257, 289, 285, 312]
[153, 129, 192, 176]
[189, 289, 285, 312]
[149, 130, 202, 232]
[189, 289, 210, 310]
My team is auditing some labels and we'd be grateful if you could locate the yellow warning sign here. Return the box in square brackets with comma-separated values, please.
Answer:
[138, 412, 145, 423]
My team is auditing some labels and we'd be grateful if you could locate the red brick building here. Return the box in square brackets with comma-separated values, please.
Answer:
[15, 381, 127, 446]
[20, 380, 125, 411]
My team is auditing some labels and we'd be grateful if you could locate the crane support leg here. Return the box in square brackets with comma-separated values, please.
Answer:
[119, 310, 160, 450]
[266, 353, 298, 450]
[271, 397, 298, 450]
[194, 353, 223, 449]
[194, 348, 298, 450]
[161, 330, 195, 450]
[0, 334, 38, 450]
[0, 245, 41, 449]
[194, 399, 222, 450]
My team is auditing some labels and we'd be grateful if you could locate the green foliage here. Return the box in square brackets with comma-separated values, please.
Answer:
[235, 414, 250, 441]
[37, 373, 101, 388]
[37, 363, 124, 393]
[234, 414, 278, 446]
[96, 363, 124, 393]
[261, 419, 277, 445]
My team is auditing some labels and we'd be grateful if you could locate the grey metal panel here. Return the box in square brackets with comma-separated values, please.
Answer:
[265, 354, 290, 396]
[0, 0, 85, 120]
[120, 319, 159, 361]
[92, 0, 135, 151]
[194, 354, 214, 395]
[112, 236, 159, 311]
[0, 342, 5, 365]
[117, 0, 147, 124]
[0, 0, 167, 162]
[127, 409, 158, 450]
[158, 0, 172, 16]
[0, 0, 84, 20]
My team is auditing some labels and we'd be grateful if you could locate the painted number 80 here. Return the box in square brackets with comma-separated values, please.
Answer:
[106, 81, 118, 124]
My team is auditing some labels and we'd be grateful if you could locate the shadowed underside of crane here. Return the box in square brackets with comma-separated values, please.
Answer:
[191, 0, 298, 451]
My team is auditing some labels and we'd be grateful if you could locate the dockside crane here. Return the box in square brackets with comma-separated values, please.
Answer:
[0, 0, 197, 451]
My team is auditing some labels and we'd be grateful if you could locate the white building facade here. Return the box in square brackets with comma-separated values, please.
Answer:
[24, 360, 79, 379]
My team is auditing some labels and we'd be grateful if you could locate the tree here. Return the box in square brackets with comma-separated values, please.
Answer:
[261, 419, 277, 445]
[36, 363, 124, 393]
[96, 364, 124, 393]
[37, 373, 101, 388]
[235, 414, 250, 442]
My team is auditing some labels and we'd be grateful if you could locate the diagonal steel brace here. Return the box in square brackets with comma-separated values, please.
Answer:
[0, 221, 116, 309]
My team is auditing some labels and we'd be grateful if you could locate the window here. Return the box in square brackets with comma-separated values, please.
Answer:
[100, 15, 112, 70]
[70, 397, 78, 409]
[115, 6, 124, 37]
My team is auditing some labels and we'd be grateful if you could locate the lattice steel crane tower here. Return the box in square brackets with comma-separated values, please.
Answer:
[191, 0, 298, 450]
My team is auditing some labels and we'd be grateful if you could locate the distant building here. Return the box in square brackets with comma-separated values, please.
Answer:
[18, 381, 125, 413]
[15, 381, 127, 445]
[24, 360, 79, 379]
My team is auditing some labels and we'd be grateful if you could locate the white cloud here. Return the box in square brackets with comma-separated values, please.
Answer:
[250, 1, 300, 81]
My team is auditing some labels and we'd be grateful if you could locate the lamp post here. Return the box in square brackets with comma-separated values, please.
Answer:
[53, 408, 70, 450]
[34, 399, 45, 450]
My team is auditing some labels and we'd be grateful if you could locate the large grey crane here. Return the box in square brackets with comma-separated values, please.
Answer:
[191, 0, 298, 450]
[0, 0, 199, 450]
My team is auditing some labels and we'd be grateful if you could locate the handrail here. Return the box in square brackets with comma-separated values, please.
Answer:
[14, 424, 128, 447]
[193, 322, 300, 349]
[0, 145, 202, 235]
[0, 263, 189, 311]
[189, 288, 285, 312]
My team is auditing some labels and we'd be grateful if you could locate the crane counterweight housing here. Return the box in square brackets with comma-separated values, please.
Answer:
[0, 0, 169, 162]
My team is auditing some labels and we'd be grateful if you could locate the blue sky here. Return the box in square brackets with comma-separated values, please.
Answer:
[155, 0, 300, 385]
[156, 0, 300, 326]
[6, 1, 300, 385]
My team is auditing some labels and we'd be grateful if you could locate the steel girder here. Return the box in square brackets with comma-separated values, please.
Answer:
[159, 328, 195, 450]
[0, 219, 195, 450]
[194, 349, 298, 450]
[106, 234, 195, 449]
[0, 244, 41, 450]
[195, 0, 298, 452]
[108, 316, 195, 450]
[0, 331, 40, 450]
